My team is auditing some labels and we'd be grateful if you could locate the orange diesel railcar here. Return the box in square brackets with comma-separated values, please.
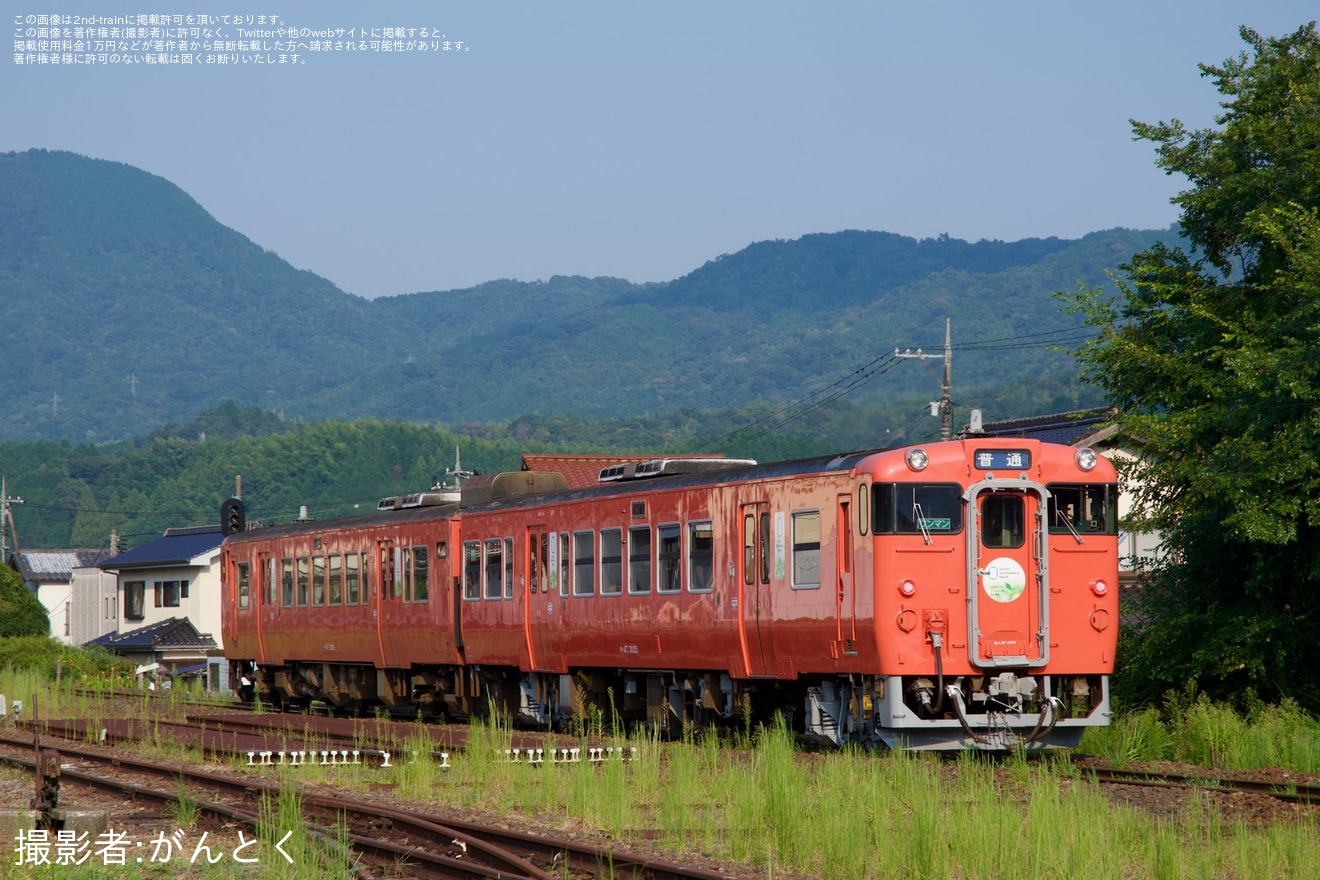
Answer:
[222, 438, 1118, 749]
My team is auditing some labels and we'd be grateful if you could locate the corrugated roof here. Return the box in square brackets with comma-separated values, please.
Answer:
[99, 526, 223, 571]
[87, 617, 218, 651]
[978, 408, 1114, 447]
[520, 453, 730, 490]
[10, 549, 107, 582]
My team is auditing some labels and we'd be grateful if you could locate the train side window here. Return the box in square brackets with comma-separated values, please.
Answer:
[362, 551, 373, 603]
[463, 541, 481, 600]
[760, 513, 770, 584]
[328, 555, 342, 605]
[858, 484, 869, 536]
[398, 546, 414, 601]
[399, 547, 411, 601]
[503, 538, 514, 600]
[628, 525, 652, 594]
[312, 556, 326, 606]
[657, 523, 682, 593]
[281, 559, 294, 607]
[559, 533, 570, 598]
[743, 515, 755, 586]
[484, 538, 503, 600]
[573, 531, 595, 597]
[414, 545, 430, 603]
[383, 547, 399, 600]
[688, 521, 714, 592]
[981, 495, 1026, 549]
[601, 528, 623, 596]
[296, 557, 309, 606]
[345, 554, 360, 604]
[236, 562, 250, 609]
[263, 557, 275, 606]
[1047, 484, 1118, 535]
[791, 511, 821, 589]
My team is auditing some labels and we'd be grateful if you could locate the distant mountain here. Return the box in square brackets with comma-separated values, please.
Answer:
[0, 149, 1174, 443]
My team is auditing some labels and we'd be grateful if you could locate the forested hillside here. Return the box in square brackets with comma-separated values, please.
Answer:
[1, 402, 854, 550]
[0, 149, 1174, 445]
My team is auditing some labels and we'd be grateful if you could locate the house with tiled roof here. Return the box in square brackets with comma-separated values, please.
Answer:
[7, 548, 110, 644]
[86, 617, 219, 676]
[96, 525, 226, 682]
[973, 407, 1162, 588]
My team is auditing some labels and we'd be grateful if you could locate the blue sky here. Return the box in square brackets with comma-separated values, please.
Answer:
[6, 2, 1316, 298]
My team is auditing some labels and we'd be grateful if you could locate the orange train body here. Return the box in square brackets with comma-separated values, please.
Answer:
[222, 438, 1118, 749]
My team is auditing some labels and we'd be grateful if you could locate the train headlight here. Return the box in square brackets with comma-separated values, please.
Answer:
[1075, 448, 1098, 471]
[1091, 579, 1108, 597]
[899, 579, 916, 597]
[906, 448, 929, 471]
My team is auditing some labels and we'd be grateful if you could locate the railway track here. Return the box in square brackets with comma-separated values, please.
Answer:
[0, 729, 736, 879]
[1085, 764, 1320, 806]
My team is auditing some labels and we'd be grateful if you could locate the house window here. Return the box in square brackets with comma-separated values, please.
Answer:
[237, 562, 250, 609]
[154, 580, 182, 607]
[125, 581, 145, 620]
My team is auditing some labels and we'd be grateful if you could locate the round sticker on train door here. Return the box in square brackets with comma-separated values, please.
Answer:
[981, 557, 1026, 603]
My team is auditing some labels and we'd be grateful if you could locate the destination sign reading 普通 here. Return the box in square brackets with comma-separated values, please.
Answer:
[973, 450, 1031, 470]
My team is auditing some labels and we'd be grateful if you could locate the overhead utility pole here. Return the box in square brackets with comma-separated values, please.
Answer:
[895, 317, 953, 440]
[1, 476, 23, 562]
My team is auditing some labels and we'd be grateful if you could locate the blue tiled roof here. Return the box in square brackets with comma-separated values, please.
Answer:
[87, 617, 218, 651]
[979, 409, 1113, 447]
[99, 526, 223, 570]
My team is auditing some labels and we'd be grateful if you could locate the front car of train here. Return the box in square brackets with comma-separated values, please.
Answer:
[855, 438, 1118, 749]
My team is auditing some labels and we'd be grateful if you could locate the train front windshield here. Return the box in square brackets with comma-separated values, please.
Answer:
[872, 483, 963, 534]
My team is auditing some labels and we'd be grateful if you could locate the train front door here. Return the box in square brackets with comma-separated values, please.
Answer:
[739, 502, 777, 676]
[524, 526, 556, 671]
[966, 483, 1048, 668]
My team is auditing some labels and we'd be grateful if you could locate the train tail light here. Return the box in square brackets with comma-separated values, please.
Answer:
[899, 579, 916, 597]
[1091, 579, 1108, 597]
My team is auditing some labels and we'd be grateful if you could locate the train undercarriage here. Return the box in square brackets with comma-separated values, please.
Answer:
[232, 658, 1109, 749]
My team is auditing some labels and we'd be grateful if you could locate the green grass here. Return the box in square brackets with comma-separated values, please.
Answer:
[5, 656, 1320, 879]
[1082, 694, 1320, 773]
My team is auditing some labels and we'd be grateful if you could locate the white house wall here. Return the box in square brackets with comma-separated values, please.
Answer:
[117, 551, 224, 650]
[36, 583, 72, 644]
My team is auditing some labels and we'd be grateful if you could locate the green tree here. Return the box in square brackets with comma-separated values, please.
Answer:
[1066, 23, 1320, 710]
[0, 563, 50, 638]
